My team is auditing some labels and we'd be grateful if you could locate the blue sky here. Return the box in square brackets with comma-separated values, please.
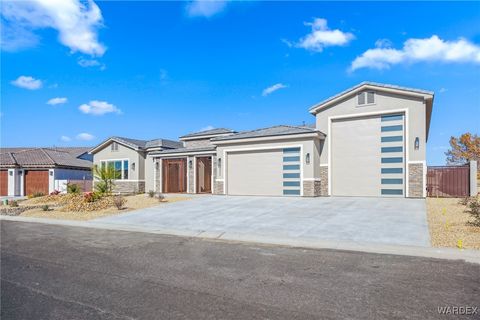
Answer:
[1, 1, 479, 165]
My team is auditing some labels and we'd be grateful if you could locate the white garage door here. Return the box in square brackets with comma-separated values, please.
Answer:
[331, 114, 405, 197]
[226, 148, 302, 196]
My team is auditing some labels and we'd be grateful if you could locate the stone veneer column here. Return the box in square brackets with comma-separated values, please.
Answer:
[319, 166, 329, 196]
[187, 156, 195, 193]
[155, 159, 161, 193]
[302, 180, 322, 197]
[113, 181, 145, 194]
[408, 163, 424, 198]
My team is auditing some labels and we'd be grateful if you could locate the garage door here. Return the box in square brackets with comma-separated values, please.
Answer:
[0, 170, 8, 196]
[227, 148, 301, 196]
[331, 114, 405, 197]
[24, 170, 49, 196]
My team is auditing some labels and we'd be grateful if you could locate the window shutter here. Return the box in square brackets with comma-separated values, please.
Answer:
[367, 91, 375, 104]
[358, 92, 365, 105]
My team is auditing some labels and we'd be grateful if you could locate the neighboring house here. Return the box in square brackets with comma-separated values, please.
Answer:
[89, 137, 183, 194]
[0, 147, 93, 197]
[91, 82, 434, 198]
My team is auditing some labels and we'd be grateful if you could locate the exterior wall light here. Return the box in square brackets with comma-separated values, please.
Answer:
[155, 161, 160, 170]
[189, 160, 193, 169]
[132, 162, 136, 171]
[414, 137, 420, 150]
[305, 153, 310, 164]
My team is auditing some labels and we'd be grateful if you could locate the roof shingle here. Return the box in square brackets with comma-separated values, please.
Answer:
[211, 125, 324, 142]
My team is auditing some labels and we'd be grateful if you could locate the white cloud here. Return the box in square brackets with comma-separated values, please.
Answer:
[289, 18, 354, 52]
[78, 57, 105, 69]
[350, 35, 480, 71]
[76, 133, 95, 141]
[1, 0, 106, 56]
[47, 97, 68, 105]
[60, 135, 72, 142]
[11, 76, 42, 90]
[262, 83, 288, 96]
[186, 0, 227, 18]
[439, 88, 448, 93]
[200, 125, 215, 131]
[79, 100, 121, 115]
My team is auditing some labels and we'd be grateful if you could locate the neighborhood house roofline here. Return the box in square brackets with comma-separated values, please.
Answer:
[89, 137, 182, 154]
[179, 128, 236, 140]
[308, 82, 434, 115]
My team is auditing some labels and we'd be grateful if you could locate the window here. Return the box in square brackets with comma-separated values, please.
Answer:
[358, 91, 375, 106]
[100, 160, 129, 179]
[111, 142, 119, 152]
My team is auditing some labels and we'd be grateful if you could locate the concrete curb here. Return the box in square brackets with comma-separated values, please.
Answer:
[2, 215, 479, 264]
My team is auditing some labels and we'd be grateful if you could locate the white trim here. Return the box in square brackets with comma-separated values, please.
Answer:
[215, 179, 225, 182]
[407, 160, 426, 164]
[193, 156, 196, 194]
[222, 144, 304, 196]
[151, 151, 215, 158]
[114, 179, 145, 182]
[89, 138, 139, 154]
[320, 163, 328, 167]
[212, 132, 323, 145]
[327, 108, 409, 197]
[303, 178, 321, 181]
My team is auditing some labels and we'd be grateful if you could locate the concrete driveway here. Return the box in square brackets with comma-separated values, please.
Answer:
[94, 196, 430, 247]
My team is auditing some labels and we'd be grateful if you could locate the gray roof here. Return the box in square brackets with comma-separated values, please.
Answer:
[180, 128, 236, 139]
[211, 125, 325, 142]
[309, 81, 434, 113]
[101, 137, 183, 151]
[150, 146, 216, 156]
[0, 147, 91, 158]
[0, 148, 92, 169]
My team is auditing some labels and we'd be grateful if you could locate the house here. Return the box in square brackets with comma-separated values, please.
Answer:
[0, 147, 93, 197]
[88, 136, 183, 193]
[91, 82, 434, 198]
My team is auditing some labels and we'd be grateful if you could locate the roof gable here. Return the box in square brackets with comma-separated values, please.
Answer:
[309, 82, 434, 114]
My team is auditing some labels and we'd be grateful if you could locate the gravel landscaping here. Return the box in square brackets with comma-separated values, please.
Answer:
[427, 197, 480, 249]
[1, 194, 190, 221]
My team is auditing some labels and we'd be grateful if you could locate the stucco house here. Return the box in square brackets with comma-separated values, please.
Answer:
[0, 147, 93, 197]
[91, 82, 434, 198]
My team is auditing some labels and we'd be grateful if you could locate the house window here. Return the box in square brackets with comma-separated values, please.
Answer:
[358, 91, 375, 106]
[100, 160, 129, 179]
[111, 142, 119, 152]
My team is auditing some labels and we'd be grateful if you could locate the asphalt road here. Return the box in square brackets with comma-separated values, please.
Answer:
[1, 221, 479, 320]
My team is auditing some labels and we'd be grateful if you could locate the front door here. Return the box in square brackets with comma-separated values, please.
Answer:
[162, 158, 187, 193]
[196, 157, 212, 193]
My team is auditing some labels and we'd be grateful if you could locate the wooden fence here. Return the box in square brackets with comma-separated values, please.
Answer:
[67, 179, 93, 192]
[426, 165, 470, 198]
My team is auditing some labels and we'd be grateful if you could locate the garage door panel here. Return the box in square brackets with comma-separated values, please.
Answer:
[227, 150, 284, 196]
[24, 170, 49, 196]
[0, 171, 8, 196]
[331, 113, 405, 197]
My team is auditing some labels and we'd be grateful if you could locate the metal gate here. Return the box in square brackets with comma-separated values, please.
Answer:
[427, 165, 470, 197]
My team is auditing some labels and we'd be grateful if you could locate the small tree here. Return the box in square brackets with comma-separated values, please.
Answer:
[93, 164, 119, 195]
[445, 133, 480, 178]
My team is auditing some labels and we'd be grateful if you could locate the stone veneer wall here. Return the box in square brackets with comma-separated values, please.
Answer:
[187, 156, 195, 193]
[303, 180, 321, 197]
[408, 163, 424, 198]
[113, 180, 145, 194]
[319, 166, 329, 196]
[154, 159, 161, 192]
[214, 180, 224, 195]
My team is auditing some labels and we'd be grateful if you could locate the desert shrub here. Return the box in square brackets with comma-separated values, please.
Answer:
[67, 183, 81, 194]
[50, 190, 61, 196]
[148, 190, 155, 198]
[93, 165, 117, 195]
[113, 195, 126, 210]
[157, 193, 165, 202]
[9, 200, 18, 207]
[42, 205, 50, 211]
[466, 197, 480, 227]
[32, 191, 45, 198]
[84, 191, 101, 203]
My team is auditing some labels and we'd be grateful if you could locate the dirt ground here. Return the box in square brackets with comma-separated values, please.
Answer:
[426, 197, 480, 249]
[20, 194, 190, 221]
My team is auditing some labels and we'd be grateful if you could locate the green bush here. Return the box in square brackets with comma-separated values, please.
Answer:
[466, 198, 480, 227]
[67, 183, 80, 194]
[9, 200, 18, 207]
[32, 191, 45, 198]
[93, 165, 117, 195]
[148, 190, 155, 198]
[41, 205, 50, 211]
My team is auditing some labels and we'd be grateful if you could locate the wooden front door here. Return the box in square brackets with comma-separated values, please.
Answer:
[24, 170, 49, 196]
[0, 171, 8, 196]
[196, 157, 212, 194]
[162, 159, 187, 193]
